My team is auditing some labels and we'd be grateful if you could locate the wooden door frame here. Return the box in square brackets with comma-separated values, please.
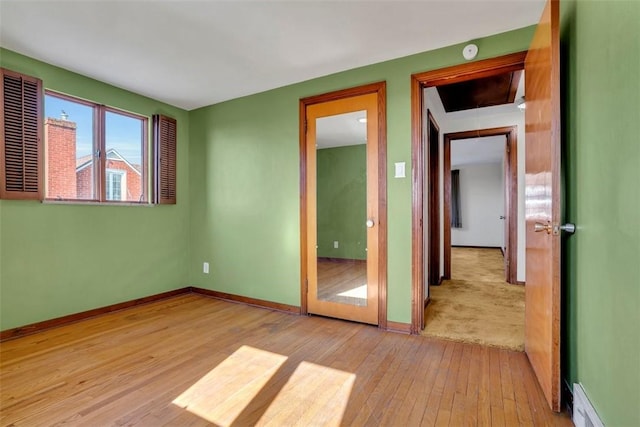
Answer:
[443, 126, 518, 284]
[299, 82, 388, 329]
[426, 110, 441, 288]
[411, 51, 526, 334]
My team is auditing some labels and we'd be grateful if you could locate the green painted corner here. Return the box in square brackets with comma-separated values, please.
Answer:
[187, 26, 535, 323]
[561, 1, 640, 426]
[0, 48, 191, 330]
[317, 145, 367, 260]
[1, 11, 638, 426]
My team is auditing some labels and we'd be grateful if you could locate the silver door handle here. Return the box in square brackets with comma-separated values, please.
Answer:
[366, 219, 375, 228]
[535, 222, 576, 235]
[558, 223, 576, 234]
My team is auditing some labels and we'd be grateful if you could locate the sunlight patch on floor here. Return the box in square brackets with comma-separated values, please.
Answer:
[172, 346, 355, 426]
[337, 284, 367, 300]
[172, 345, 287, 426]
[257, 361, 355, 426]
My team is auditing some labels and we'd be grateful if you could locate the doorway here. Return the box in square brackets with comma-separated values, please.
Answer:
[424, 122, 524, 351]
[410, 52, 527, 332]
[411, 0, 562, 411]
[443, 126, 518, 284]
[420, 80, 524, 350]
[300, 82, 387, 327]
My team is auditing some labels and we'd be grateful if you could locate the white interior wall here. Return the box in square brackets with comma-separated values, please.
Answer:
[424, 87, 526, 282]
[450, 162, 504, 247]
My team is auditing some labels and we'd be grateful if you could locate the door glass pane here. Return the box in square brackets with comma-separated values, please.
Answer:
[316, 110, 368, 306]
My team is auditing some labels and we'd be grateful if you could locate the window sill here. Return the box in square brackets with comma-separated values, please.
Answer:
[42, 199, 155, 207]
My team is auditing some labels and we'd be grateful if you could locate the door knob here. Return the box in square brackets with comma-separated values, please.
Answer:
[534, 222, 552, 234]
[556, 223, 576, 234]
[366, 219, 375, 228]
[535, 222, 577, 235]
[499, 215, 506, 220]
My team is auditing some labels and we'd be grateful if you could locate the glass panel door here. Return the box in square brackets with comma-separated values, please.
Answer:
[305, 93, 379, 325]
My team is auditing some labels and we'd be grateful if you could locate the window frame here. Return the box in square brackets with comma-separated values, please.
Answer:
[44, 90, 149, 204]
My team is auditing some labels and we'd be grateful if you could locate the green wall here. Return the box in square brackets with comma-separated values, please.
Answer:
[188, 27, 535, 322]
[0, 49, 191, 330]
[3, 9, 638, 424]
[317, 145, 367, 260]
[561, 1, 640, 425]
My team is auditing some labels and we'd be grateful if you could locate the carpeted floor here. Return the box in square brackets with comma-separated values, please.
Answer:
[422, 247, 525, 351]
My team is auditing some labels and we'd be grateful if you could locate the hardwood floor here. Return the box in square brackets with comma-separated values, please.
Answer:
[317, 258, 367, 306]
[0, 295, 571, 426]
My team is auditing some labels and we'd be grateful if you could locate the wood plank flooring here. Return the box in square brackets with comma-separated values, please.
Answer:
[0, 295, 572, 426]
[317, 259, 367, 306]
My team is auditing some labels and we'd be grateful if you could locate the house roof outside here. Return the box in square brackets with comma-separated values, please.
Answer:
[76, 149, 141, 175]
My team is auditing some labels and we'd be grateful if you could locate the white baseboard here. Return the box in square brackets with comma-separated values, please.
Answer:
[573, 383, 604, 427]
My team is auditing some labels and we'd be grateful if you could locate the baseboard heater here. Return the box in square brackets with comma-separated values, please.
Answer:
[572, 383, 604, 427]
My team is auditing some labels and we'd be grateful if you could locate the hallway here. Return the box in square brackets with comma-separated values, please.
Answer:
[422, 248, 525, 350]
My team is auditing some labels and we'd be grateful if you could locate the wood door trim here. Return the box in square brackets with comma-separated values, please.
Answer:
[412, 52, 527, 88]
[410, 75, 425, 334]
[427, 110, 440, 290]
[411, 52, 526, 334]
[443, 126, 518, 284]
[299, 82, 387, 329]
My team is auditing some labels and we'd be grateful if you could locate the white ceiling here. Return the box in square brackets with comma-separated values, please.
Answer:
[451, 135, 505, 166]
[0, 0, 544, 111]
[316, 110, 367, 149]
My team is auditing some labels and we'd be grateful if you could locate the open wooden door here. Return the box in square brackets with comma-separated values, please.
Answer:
[524, 0, 562, 412]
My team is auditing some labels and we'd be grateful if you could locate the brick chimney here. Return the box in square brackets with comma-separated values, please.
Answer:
[45, 117, 77, 199]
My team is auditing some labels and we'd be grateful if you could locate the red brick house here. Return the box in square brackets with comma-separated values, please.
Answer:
[46, 116, 142, 201]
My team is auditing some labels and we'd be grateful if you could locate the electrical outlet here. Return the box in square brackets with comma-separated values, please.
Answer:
[334, 241, 339, 249]
[203, 262, 209, 274]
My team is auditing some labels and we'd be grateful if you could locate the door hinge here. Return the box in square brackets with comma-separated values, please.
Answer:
[305, 278, 309, 293]
[506, 144, 510, 154]
[304, 120, 308, 134]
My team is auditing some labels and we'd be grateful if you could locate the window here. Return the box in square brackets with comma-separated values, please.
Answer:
[1, 68, 177, 204]
[44, 91, 148, 202]
[106, 169, 126, 201]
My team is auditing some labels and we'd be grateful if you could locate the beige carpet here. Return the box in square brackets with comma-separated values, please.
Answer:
[422, 247, 525, 351]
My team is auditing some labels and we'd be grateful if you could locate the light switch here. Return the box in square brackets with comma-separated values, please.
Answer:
[394, 162, 406, 178]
